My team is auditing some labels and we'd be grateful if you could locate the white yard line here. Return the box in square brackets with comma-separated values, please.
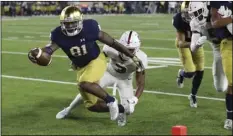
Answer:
[2, 38, 213, 53]
[1, 51, 213, 69]
[1, 75, 224, 102]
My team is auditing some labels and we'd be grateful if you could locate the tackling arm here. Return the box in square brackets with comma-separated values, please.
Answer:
[135, 70, 145, 98]
[176, 31, 190, 48]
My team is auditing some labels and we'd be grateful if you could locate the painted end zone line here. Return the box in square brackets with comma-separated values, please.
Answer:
[2, 75, 224, 102]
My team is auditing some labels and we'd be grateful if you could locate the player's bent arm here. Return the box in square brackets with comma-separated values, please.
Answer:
[42, 41, 60, 55]
[190, 32, 201, 52]
[135, 70, 145, 99]
[98, 31, 134, 58]
[176, 31, 190, 48]
[211, 7, 232, 28]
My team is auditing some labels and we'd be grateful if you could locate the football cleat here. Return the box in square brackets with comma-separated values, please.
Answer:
[188, 94, 197, 108]
[107, 98, 119, 121]
[56, 107, 71, 119]
[117, 113, 127, 127]
[177, 69, 184, 88]
[224, 119, 232, 130]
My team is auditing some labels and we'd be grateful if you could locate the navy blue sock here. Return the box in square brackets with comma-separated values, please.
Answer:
[118, 104, 125, 113]
[226, 93, 233, 119]
[180, 70, 195, 79]
[104, 94, 115, 103]
[191, 71, 204, 96]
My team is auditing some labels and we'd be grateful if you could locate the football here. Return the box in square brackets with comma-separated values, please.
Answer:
[30, 48, 52, 66]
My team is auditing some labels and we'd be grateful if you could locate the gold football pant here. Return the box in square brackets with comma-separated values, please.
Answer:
[220, 38, 232, 86]
[76, 53, 107, 108]
[176, 43, 204, 72]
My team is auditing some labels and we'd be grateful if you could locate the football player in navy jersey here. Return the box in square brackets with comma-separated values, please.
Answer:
[28, 6, 144, 121]
[172, 1, 204, 108]
[210, 1, 232, 130]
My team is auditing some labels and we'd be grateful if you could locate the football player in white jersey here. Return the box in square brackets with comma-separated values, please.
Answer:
[188, 2, 228, 93]
[56, 30, 148, 127]
[188, 2, 232, 130]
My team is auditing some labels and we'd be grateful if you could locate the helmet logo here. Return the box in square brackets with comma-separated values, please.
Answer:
[64, 17, 73, 21]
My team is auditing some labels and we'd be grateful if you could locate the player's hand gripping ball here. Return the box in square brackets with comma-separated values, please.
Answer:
[28, 48, 52, 66]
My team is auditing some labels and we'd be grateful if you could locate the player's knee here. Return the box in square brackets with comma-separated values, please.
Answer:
[78, 81, 90, 91]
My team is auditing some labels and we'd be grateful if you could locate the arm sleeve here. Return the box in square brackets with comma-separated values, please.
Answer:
[172, 15, 183, 32]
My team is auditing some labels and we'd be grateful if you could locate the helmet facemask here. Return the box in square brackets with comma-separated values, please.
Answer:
[119, 42, 140, 61]
[61, 19, 83, 36]
[181, 10, 191, 23]
[188, 2, 209, 26]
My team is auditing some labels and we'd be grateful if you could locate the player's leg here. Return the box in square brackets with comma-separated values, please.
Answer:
[211, 43, 228, 92]
[56, 71, 116, 119]
[87, 71, 125, 114]
[56, 93, 83, 119]
[190, 47, 204, 108]
[220, 39, 233, 130]
[176, 46, 196, 88]
[116, 79, 135, 126]
[77, 53, 119, 120]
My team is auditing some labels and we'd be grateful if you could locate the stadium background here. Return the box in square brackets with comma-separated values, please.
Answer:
[1, 1, 181, 16]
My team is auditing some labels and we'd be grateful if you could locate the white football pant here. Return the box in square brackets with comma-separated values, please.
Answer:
[99, 71, 134, 114]
[211, 43, 228, 92]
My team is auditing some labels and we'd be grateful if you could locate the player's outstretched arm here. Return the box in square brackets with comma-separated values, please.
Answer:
[98, 31, 134, 58]
[41, 42, 60, 54]
[28, 41, 60, 65]
[176, 32, 190, 48]
[135, 70, 145, 99]
[211, 7, 232, 28]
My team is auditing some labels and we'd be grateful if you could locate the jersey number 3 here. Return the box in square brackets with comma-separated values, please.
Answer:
[70, 45, 87, 57]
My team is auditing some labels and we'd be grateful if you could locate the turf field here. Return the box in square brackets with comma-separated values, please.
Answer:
[1, 14, 231, 135]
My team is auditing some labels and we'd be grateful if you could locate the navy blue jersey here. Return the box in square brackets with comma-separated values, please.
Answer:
[173, 13, 191, 42]
[210, 1, 232, 39]
[51, 19, 101, 68]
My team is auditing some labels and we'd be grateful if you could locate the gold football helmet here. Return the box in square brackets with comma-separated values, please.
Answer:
[60, 6, 83, 36]
[181, 1, 191, 23]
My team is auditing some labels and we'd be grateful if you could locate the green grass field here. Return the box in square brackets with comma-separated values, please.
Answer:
[1, 14, 231, 135]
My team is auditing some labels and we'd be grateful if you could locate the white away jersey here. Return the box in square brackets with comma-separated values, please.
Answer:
[103, 45, 148, 80]
[190, 19, 217, 42]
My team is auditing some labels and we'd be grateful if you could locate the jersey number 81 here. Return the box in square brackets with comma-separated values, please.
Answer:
[70, 45, 87, 57]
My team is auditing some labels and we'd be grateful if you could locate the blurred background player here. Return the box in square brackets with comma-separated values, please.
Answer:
[188, 2, 228, 92]
[56, 30, 147, 127]
[28, 6, 144, 121]
[172, 1, 204, 108]
[209, 1, 232, 130]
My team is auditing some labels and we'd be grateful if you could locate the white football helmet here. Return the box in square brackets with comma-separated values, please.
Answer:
[119, 31, 141, 60]
[188, 2, 209, 26]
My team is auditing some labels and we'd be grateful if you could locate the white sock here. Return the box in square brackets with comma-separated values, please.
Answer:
[67, 93, 83, 112]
